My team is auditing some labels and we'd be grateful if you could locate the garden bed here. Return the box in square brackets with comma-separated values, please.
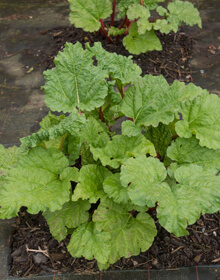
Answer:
[5, 23, 220, 278]
[9, 209, 220, 277]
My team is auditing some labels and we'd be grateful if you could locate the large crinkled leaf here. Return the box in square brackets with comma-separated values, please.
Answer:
[21, 110, 86, 150]
[117, 0, 140, 17]
[43, 199, 90, 242]
[121, 120, 142, 137]
[43, 42, 108, 112]
[72, 164, 112, 203]
[90, 134, 156, 169]
[167, 137, 220, 173]
[0, 147, 71, 219]
[123, 22, 162, 55]
[103, 173, 130, 204]
[120, 155, 167, 207]
[39, 111, 66, 130]
[0, 145, 20, 178]
[80, 116, 109, 148]
[175, 93, 220, 149]
[67, 134, 81, 165]
[86, 42, 142, 86]
[157, 165, 220, 236]
[68, 222, 111, 264]
[120, 75, 206, 127]
[68, 0, 112, 32]
[93, 198, 157, 264]
[144, 123, 173, 157]
[168, 0, 202, 28]
[127, 4, 151, 34]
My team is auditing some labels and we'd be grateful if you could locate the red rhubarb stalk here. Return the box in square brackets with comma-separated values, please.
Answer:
[111, 0, 116, 26]
[99, 19, 113, 44]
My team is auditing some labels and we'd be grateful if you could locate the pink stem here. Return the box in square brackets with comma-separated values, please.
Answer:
[99, 19, 113, 44]
[111, 0, 116, 26]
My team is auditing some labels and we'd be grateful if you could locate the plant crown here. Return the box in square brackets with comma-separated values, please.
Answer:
[67, 0, 202, 54]
[0, 42, 220, 270]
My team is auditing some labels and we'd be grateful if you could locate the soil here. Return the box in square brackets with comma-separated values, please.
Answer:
[9, 209, 220, 277]
[8, 25, 220, 277]
[39, 24, 195, 84]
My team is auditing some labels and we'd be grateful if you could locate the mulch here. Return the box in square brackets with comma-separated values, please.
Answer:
[9, 209, 220, 277]
[8, 24, 220, 277]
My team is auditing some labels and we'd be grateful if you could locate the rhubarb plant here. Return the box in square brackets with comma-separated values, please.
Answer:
[67, 0, 202, 54]
[0, 42, 220, 270]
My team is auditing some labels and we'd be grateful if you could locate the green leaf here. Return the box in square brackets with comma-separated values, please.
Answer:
[90, 134, 156, 169]
[120, 155, 167, 207]
[123, 22, 162, 54]
[68, 0, 112, 32]
[144, 123, 173, 157]
[121, 120, 142, 137]
[168, 0, 202, 28]
[93, 198, 157, 264]
[120, 75, 206, 127]
[43, 199, 90, 242]
[80, 116, 109, 148]
[153, 19, 178, 34]
[39, 111, 66, 130]
[175, 93, 220, 149]
[0, 147, 71, 219]
[68, 222, 111, 264]
[144, 0, 165, 10]
[103, 173, 130, 204]
[67, 134, 81, 165]
[167, 137, 220, 173]
[117, 0, 140, 17]
[43, 42, 108, 113]
[157, 165, 220, 236]
[72, 164, 112, 203]
[86, 42, 142, 86]
[0, 145, 20, 178]
[108, 26, 126, 36]
[21, 111, 86, 150]
[80, 142, 97, 166]
[127, 4, 151, 34]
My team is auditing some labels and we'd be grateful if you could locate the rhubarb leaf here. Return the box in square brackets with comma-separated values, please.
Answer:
[157, 165, 220, 236]
[93, 198, 157, 264]
[21, 110, 86, 150]
[167, 137, 220, 173]
[68, 0, 112, 32]
[72, 164, 112, 203]
[43, 42, 108, 113]
[103, 173, 130, 204]
[108, 27, 126, 36]
[43, 199, 90, 242]
[120, 75, 205, 127]
[175, 93, 220, 149]
[90, 134, 156, 169]
[127, 4, 151, 34]
[123, 22, 162, 54]
[121, 120, 142, 137]
[68, 222, 111, 264]
[0, 147, 71, 219]
[144, 123, 173, 157]
[67, 135, 81, 165]
[0, 145, 20, 178]
[80, 116, 109, 148]
[120, 155, 167, 207]
[168, 0, 202, 28]
[86, 42, 142, 86]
